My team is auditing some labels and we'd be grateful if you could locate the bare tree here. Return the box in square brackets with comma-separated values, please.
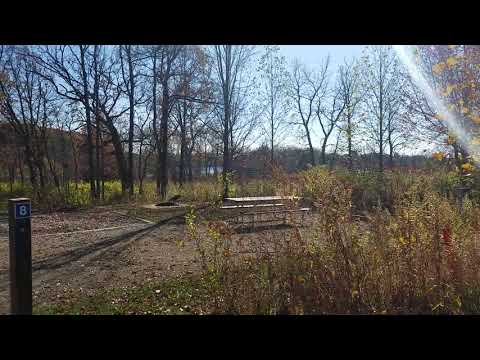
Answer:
[288, 57, 329, 166]
[172, 46, 213, 186]
[211, 45, 255, 198]
[145, 46, 161, 194]
[338, 59, 364, 169]
[118, 45, 148, 196]
[360, 45, 404, 172]
[152, 46, 182, 200]
[229, 74, 261, 161]
[0, 46, 59, 197]
[258, 45, 289, 165]
[26, 45, 99, 198]
[91, 45, 103, 198]
[135, 111, 155, 195]
[316, 72, 347, 165]
[92, 48, 131, 194]
[385, 84, 410, 167]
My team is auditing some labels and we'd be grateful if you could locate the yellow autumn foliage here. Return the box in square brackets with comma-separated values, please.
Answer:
[446, 56, 459, 67]
[442, 84, 456, 97]
[432, 152, 445, 161]
[432, 62, 446, 74]
[461, 162, 475, 173]
[470, 114, 480, 124]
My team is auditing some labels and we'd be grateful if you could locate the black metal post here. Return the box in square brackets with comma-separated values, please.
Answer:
[8, 198, 32, 315]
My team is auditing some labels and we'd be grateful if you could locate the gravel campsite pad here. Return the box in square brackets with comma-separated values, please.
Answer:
[0, 206, 200, 314]
[31, 210, 143, 235]
[0, 205, 310, 314]
[0, 209, 143, 238]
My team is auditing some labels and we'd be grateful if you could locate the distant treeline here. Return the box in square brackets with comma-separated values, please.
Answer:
[0, 122, 431, 188]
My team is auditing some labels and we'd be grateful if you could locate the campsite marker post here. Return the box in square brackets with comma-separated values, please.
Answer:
[8, 198, 32, 315]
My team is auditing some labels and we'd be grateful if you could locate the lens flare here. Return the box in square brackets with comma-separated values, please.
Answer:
[393, 45, 480, 162]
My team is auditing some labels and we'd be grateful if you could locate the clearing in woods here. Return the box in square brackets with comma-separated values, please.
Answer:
[0, 204, 304, 314]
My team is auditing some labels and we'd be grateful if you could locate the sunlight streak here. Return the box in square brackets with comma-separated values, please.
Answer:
[393, 45, 480, 162]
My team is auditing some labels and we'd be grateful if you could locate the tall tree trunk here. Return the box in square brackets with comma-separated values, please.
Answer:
[93, 45, 103, 200]
[270, 115, 275, 165]
[69, 132, 80, 187]
[79, 46, 97, 199]
[379, 60, 384, 173]
[204, 144, 208, 176]
[45, 146, 60, 189]
[32, 140, 46, 190]
[221, 46, 232, 199]
[159, 82, 170, 200]
[42, 129, 60, 189]
[379, 122, 384, 172]
[305, 128, 315, 166]
[138, 144, 144, 195]
[36, 157, 46, 189]
[100, 131, 105, 201]
[321, 138, 328, 165]
[223, 124, 230, 198]
[24, 143, 39, 197]
[330, 133, 341, 170]
[104, 119, 129, 194]
[19, 160, 25, 187]
[347, 114, 353, 170]
[138, 152, 150, 197]
[95, 122, 101, 197]
[156, 146, 162, 195]
[60, 131, 68, 190]
[388, 132, 394, 169]
[270, 84, 275, 165]
[187, 149, 193, 182]
[179, 122, 186, 187]
[8, 164, 15, 193]
[126, 46, 135, 197]
[214, 147, 218, 176]
[94, 112, 101, 199]
[151, 52, 162, 197]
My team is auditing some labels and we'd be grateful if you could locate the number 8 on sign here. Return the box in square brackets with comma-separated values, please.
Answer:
[15, 203, 31, 219]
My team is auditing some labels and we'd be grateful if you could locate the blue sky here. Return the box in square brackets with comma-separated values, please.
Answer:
[271, 45, 431, 155]
[279, 45, 366, 71]
[271, 46, 366, 151]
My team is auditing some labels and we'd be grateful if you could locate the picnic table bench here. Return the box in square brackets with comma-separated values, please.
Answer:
[220, 196, 310, 228]
[223, 196, 299, 206]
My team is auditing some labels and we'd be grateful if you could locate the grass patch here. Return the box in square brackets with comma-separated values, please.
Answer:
[34, 276, 212, 315]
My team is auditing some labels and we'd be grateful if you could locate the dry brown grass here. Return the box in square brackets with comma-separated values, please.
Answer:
[186, 167, 480, 314]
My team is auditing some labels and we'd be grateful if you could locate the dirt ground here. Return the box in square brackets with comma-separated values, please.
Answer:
[0, 205, 308, 314]
[0, 206, 200, 314]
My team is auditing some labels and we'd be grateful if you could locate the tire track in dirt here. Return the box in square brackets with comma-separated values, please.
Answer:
[0, 212, 191, 314]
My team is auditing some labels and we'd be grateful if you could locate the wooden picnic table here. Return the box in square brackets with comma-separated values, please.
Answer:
[223, 196, 299, 205]
[221, 196, 309, 228]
